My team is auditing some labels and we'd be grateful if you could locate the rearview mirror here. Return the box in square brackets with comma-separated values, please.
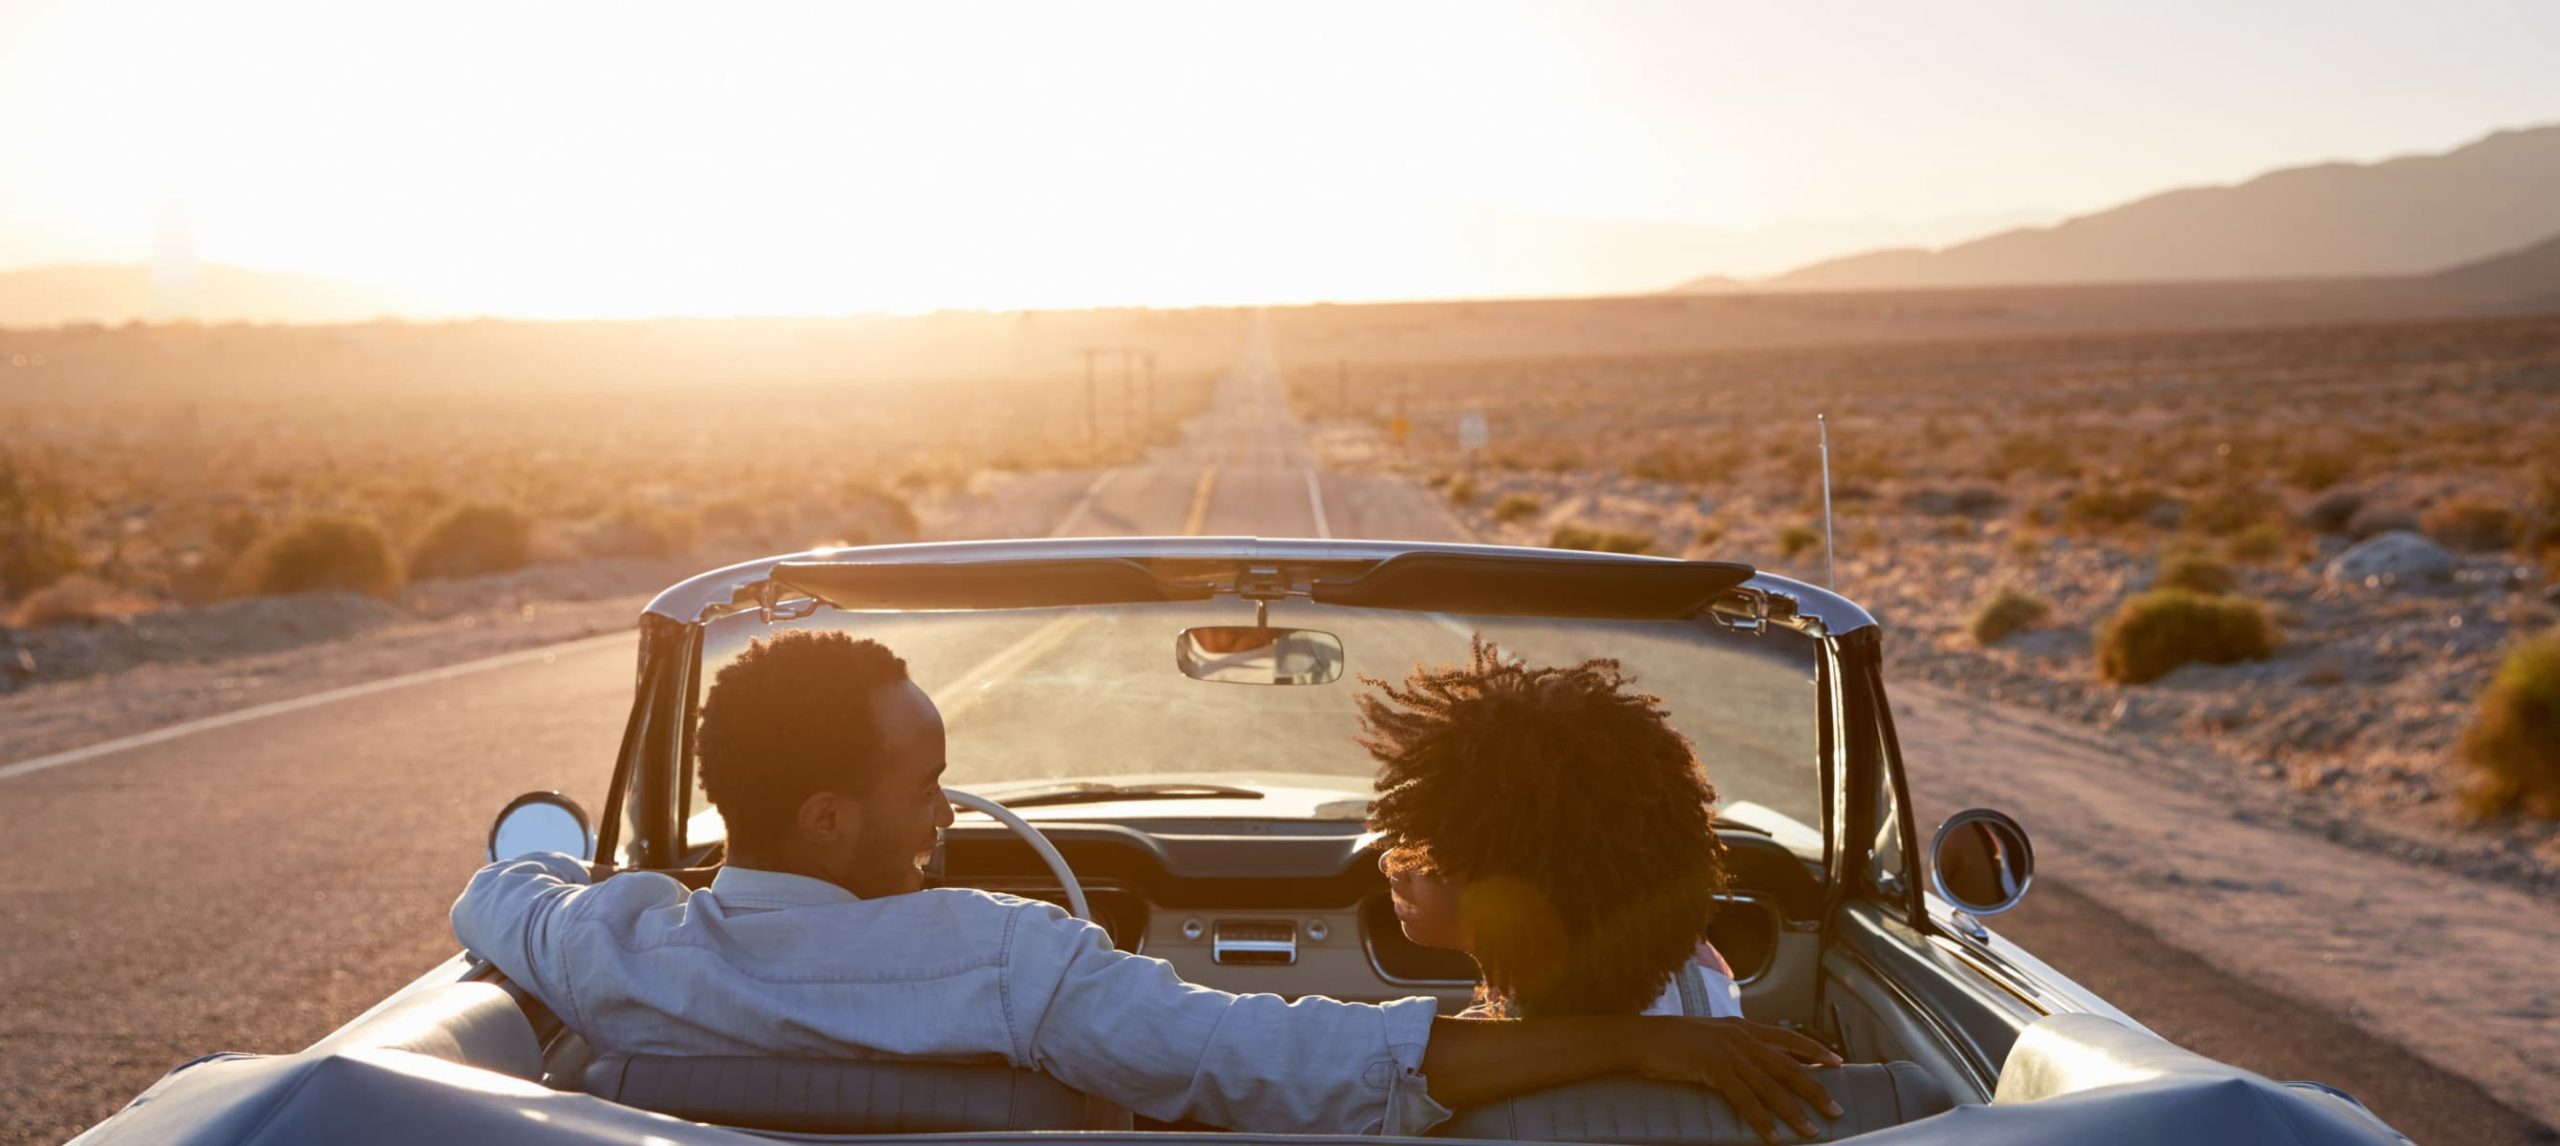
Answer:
[1175, 626, 1344, 685]
[1929, 808, 2033, 916]
[488, 791, 595, 864]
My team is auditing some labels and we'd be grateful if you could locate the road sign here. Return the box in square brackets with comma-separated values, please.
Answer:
[1389, 416, 1411, 444]
[1458, 411, 1488, 451]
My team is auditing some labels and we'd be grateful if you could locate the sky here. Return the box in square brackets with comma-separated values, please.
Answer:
[1, 0, 2555, 316]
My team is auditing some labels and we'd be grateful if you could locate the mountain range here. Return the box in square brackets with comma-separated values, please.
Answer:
[1703, 124, 2560, 294]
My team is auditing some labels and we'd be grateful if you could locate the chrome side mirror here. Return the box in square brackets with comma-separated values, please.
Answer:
[488, 791, 595, 863]
[1174, 626, 1345, 685]
[1929, 808, 2034, 917]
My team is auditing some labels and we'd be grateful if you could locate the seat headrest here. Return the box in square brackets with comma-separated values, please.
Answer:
[583, 1054, 1132, 1133]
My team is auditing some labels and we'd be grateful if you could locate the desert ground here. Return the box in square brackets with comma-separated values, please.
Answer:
[3, 288, 2557, 1142]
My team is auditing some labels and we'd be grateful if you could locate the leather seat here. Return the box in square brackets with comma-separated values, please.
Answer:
[1436, 1062, 1957, 1144]
[583, 1054, 1133, 1133]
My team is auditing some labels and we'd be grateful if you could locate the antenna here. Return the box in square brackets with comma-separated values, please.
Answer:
[1817, 414, 1837, 589]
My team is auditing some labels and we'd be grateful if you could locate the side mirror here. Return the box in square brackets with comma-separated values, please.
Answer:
[1929, 808, 2033, 917]
[1174, 626, 1345, 685]
[488, 791, 595, 864]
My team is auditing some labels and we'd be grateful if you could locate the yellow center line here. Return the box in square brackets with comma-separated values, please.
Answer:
[1181, 465, 1219, 535]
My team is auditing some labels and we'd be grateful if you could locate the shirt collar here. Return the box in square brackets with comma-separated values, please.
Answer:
[706, 866, 862, 909]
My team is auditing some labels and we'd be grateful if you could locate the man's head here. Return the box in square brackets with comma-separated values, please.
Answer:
[695, 630, 953, 898]
[1361, 638, 1728, 1016]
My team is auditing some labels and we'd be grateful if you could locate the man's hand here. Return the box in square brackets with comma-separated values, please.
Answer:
[1631, 1018, 1843, 1143]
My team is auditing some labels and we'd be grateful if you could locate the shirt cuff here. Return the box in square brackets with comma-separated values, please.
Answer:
[519, 851, 593, 885]
[1377, 996, 1453, 1136]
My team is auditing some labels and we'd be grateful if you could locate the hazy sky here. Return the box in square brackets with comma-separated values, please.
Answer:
[2, 0, 2554, 314]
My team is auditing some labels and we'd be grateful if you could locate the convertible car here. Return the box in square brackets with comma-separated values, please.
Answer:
[78, 537, 2410, 1144]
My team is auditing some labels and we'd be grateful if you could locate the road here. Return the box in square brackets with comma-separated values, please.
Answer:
[3, 326, 2546, 1145]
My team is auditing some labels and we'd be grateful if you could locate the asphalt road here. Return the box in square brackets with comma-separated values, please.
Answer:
[4, 328, 2547, 1145]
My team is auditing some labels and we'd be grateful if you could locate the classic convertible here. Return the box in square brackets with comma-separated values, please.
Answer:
[77, 537, 2410, 1144]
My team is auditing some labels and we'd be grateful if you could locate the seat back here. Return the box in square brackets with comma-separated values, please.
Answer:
[1437, 1062, 1956, 1144]
[583, 1054, 1132, 1133]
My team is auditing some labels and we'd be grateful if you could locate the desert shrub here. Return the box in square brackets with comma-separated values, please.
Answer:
[1969, 586, 2051, 646]
[1778, 524, 1821, 559]
[1629, 445, 1741, 486]
[2422, 496, 2521, 553]
[1986, 434, 2074, 481]
[1492, 494, 1542, 524]
[1444, 474, 1477, 506]
[584, 505, 702, 559]
[1548, 523, 1653, 555]
[0, 446, 83, 599]
[8, 573, 148, 628]
[409, 502, 535, 580]
[2095, 590, 2279, 684]
[2302, 489, 2363, 534]
[2061, 485, 2165, 530]
[2223, 524, 2290, 565]
[2185, 484, 2279, 536]
[1941, 518, 1975, 540]
[2283, 449, 2356, 492]
[842, 483, 922, 541]
[2156, 551, 2238, 594]
[1694, 524, 1725, 547]
[2457, 631, 2560, 819]
[234, 515, 404, 598]
[2534, 464, 2560, 519]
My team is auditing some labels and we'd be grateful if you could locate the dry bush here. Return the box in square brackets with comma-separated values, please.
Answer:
[1444, 474, 1477, 506]
[2302, 490, 2363, 534]
[410, 502, 536, 581]
[2185, 484, 2280, 537]
[1970, 585, 2051, 646]
[1492, 494, 1542, 524]
[1778, 524, 1821, 559]
[2061, 485, 2165, 530]
[1548, 523, 1653, 555]
[2458, 631, 2560, 819]
[2223, 524, 2290, 565]
[2283, 449, 2357, 492]
[1694, 523, 1725, 547]
[2096, 590, 2279, 684]
[1629, 444, 1742, 486]
[0, 446, 83, 599]
[2157, 551, 2238, 594]
[1986, 434, 2075, 482]
[583, 506, 702, 559]
[2423, 496, 2522, 553]
[234, 515, 404, 598]
[8, 573, 151, 628]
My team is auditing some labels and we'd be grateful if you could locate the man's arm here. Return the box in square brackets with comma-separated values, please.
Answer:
[448, 852, 595, 1020]
[1420, 1015, 1844, 1145]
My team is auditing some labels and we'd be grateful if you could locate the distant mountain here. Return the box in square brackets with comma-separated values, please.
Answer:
[1751, 125, 2560, 292]
[2424, 230, 2560, 312]
[0, 263, 427, 328]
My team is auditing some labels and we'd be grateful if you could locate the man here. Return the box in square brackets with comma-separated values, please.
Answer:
[454, 630, 1841, 1143]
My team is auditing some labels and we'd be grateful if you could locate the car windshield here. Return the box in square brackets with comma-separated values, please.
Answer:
[695, 599, 1824, 833]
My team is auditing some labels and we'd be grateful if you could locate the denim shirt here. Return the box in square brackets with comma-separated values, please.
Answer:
[450, 855, 1452, 1135]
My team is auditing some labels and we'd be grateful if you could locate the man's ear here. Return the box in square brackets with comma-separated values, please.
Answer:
[795, 790, 853, 845]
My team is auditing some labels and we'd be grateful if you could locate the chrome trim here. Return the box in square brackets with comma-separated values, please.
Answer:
[640, 536, 1876, 637]
[1211, 919, 1298, 965]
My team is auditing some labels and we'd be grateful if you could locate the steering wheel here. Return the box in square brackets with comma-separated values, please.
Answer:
[944, 788, 1091, 921]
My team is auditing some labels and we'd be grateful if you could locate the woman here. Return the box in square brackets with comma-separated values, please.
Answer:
[1361, 638, 1740, 1019]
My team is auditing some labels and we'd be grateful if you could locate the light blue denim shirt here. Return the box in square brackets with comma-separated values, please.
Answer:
[450, 855, 1452, 1135]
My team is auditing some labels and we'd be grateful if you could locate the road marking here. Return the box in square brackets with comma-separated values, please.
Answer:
[1181, 465, 1219, 535]
[0, 630, 636, 783]
[931, 612, 1095, 727]
[1304, 469, 1333, 538]
[1049, 470, 1119, 537]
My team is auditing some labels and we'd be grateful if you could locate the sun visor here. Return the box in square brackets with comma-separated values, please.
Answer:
[1311, 553, 1756, 620]
[769, 558, 1214, 612]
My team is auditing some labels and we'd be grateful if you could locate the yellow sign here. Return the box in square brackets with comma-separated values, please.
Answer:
[1389, 416, 1410, 443]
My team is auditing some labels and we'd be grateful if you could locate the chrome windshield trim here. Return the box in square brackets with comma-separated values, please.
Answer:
[643, 535, 1875, 636]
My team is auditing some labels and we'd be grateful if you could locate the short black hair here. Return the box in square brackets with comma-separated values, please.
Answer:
[1361, 638, 1728, 1016]
[696, 630, 911, 849]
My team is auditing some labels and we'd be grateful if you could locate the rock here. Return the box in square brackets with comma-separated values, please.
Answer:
[2325, 530, 2454, 590]
[2303, 489, 2364, 534]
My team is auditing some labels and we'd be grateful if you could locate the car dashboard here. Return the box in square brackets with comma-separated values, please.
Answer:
[928, 816, 1828, 1019]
